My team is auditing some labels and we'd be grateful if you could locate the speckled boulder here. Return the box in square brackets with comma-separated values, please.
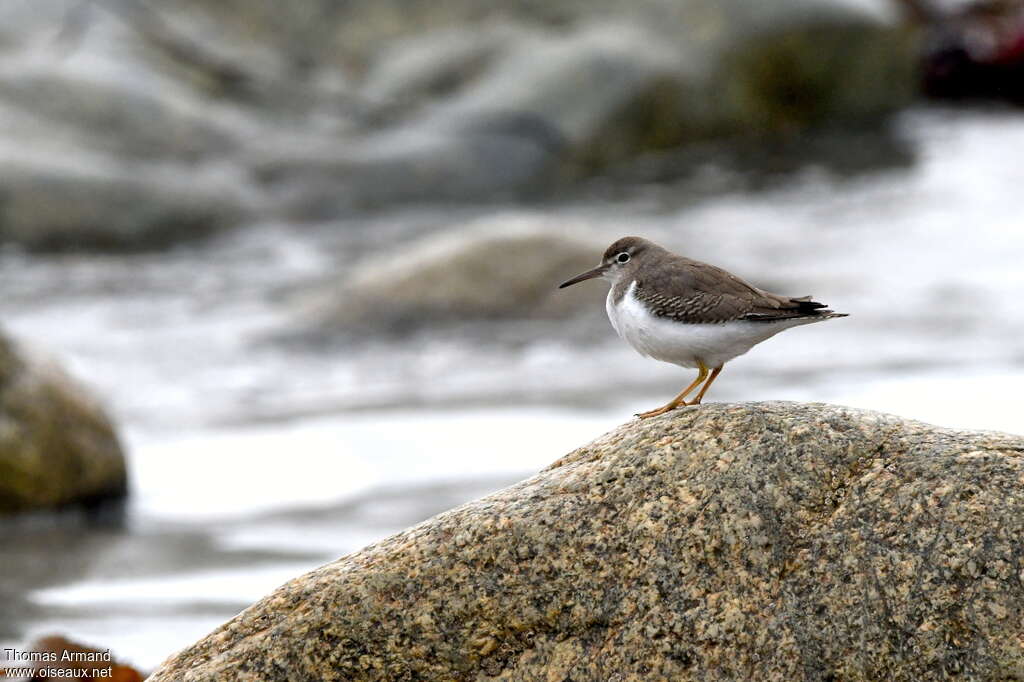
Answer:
[0, 331, 127, 514]
[149, 402, 1024, 681]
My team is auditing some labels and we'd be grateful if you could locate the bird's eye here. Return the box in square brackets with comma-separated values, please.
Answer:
[616, 252, 630, 264]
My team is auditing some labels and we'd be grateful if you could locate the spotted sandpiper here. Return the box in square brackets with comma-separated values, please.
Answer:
[559, 236, 848, 418]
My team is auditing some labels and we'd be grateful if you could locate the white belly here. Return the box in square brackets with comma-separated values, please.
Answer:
[606, 281, 818, 369]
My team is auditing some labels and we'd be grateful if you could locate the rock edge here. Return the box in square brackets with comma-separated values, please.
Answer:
[149, 402, 1024, 681]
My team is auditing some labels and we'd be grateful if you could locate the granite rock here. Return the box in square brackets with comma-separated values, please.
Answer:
[149, 402, 1024, 681]
[0, 330, 127, 515]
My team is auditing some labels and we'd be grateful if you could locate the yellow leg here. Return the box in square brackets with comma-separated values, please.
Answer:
[690, 365, 723, 405]
[636, 362, 708, 419]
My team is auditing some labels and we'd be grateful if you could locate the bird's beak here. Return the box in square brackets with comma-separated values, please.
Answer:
[558, 264, 608, 289]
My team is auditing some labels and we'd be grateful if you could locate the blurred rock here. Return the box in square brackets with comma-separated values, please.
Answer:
[250, 120, 562, 217]
[259, 8, 916, 212]
[0, 0, 919, 244]
[0, 72, 239, 161]
[361, 26, 516, 112]
[0, 330, 127, 515]
[423, 22, 692, 172]
[717, 20, 919, 133]
[0, 158, 246, 251]
[148, 402, 1024, 681]
[297, 216, 608, 332]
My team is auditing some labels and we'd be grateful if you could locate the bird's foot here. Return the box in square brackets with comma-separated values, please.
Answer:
[635, 402, 687, 419]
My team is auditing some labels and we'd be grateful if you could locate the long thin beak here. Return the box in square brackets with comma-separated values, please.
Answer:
[558, 264, 608, 289]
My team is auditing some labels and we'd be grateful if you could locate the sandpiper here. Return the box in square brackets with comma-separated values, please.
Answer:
[559, 236, 847, 418]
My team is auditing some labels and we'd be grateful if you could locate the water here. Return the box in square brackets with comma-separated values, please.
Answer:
[2, 106, 1024, 670]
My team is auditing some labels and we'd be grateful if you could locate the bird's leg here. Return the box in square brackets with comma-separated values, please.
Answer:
[635, 363, 708, 419]
[689, 365, 724, 405]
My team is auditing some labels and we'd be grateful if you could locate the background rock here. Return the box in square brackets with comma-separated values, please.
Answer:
[0, 0, 919, 248]
[252, 2, 917, 213]
[0, 158, 246, 251]
[0, 330, 127, 515]
[297, 216, 609, 333]
[148, 402, 1024, 681]
[0, 72, 239, 161]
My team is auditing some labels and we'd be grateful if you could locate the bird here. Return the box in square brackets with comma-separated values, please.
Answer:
[558, 236, 847, 418]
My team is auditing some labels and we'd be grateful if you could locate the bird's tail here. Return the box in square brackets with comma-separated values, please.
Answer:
[790, 296, 848, 319]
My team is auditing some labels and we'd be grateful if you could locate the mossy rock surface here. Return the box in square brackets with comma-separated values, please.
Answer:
[0, 332, 127, 514]
[149, 402, 1024, 681]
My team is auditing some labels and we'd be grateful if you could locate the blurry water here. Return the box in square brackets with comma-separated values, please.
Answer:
[2, 106, 1024, 668]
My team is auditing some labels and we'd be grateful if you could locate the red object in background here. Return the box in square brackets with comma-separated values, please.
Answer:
[921, 0, 1024, 102]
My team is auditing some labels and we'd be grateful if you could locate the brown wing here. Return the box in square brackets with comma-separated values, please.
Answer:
[634, 258, 830, 324]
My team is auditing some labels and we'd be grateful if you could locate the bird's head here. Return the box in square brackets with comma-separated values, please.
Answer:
[558, 236, 654, 289]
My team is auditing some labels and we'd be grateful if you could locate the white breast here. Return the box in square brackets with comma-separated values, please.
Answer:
[606, 281, 818, 369]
